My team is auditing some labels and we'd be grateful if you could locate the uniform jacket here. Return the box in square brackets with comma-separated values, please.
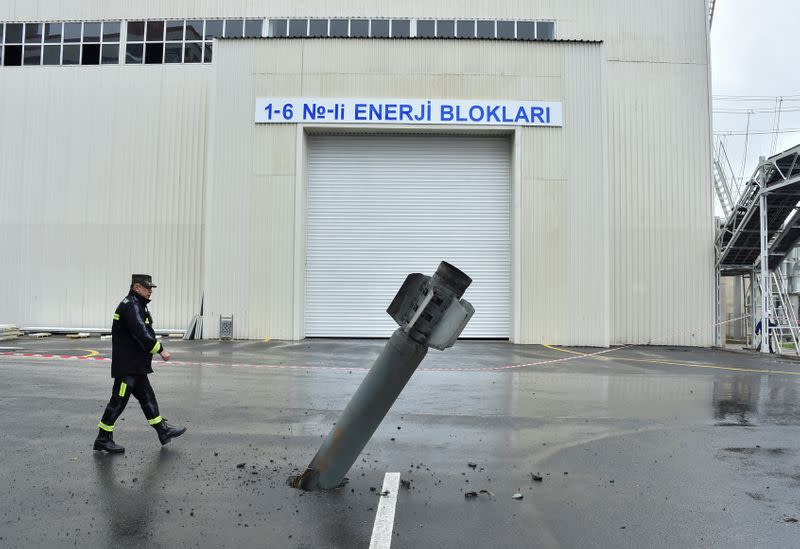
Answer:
[111, 291, 164, 377]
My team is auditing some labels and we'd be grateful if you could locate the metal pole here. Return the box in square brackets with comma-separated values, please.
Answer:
[760, 194, 770, 353]
[714, 269, 722, 347]
[750, 269, 758, 349]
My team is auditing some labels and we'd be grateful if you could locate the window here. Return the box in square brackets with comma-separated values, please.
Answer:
[456, 20, 475, 39]
[350, 19, 368, 38]
[417, 20, 435, 38]
[309, 19, 327, 38]
[371, 19, 389, 38]
[2, 19, 120, 66]
[244, 19, 262, 38]
[329, 19, 348, 38]
[517, 21, 535, 40]
[537, 21, 555, 40]
[224, 19, 243, 38]
[391, 19, 410, 38]
[436, 20, 455, 38]
[497, 21, 515, 39]
[268, 19, 287, 38]
[288, 19, 307, 37]
[205, 20, 222, 40]
[476, 20, 495, 38]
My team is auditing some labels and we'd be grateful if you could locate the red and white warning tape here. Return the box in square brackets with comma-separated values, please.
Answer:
[0, 315, 751, 374]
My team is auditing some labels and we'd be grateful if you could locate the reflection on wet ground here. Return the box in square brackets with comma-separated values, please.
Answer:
[2, 338, 800, 548]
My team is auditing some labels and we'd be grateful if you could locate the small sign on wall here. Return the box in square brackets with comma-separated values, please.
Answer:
[255, 98, 562, 126]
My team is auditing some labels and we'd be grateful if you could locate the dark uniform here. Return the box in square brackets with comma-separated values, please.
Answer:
[94, 274, 186, 453]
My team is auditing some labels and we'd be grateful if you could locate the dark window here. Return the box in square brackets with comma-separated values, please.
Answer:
[43, 44, 61, 64]
[0, 47, 2, 66]
[225, 19, 243, 38]
[164, 43, 182, 62]
[537, 21, 555, 40]
[166, 20, 184, 41]
[205, 20, 222, 39]
[125, 43, 143, 63]
[288, 19, 307, 37]
[184, 42, 202, 63]
[309, 19, 327, 38]
[371, 19, 389, 38]
[146, 21, 164, 42]
[517, 21, 535, 40]
[64, 22, 82, 43]
[0, 23, 3, 43]
[6, 23, 23, 43]
[81, 43, 100, 64]
[417, 20, 435, 38]
[329, 19, 348, 37]
[23, 45, 41, 65]
[45, 23, 62, 43]
[127, 21, 144, 42]
[25, 23, 42, 43]
[244, 19, 262, 38]
[476, 20, 494, 38]
[457, 20, 475, 38]
[185, 20, 203, 41]
[83, 22, 101, 43]
[4, 44, 22, 65]
[101, 44, 119, 64]
[203, 43, 212, 63]
[269, 19, 287, 38]
[391, 19, 410, 38]
[103, 22, 120, 42]
[144, 42, 163, 63]
[63, 44, 81, 64]
[497, 21, 515, 39]
[436, 20, 454, 38]
[350, 19, 368, 38]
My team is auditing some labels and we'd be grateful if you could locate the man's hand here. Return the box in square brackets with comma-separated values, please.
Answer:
[160, 350, 171, 362]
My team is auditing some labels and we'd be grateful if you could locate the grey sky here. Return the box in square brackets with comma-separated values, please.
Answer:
[711, 0, 800, 187]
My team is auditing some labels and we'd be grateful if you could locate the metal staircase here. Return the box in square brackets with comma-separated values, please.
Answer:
[754, 270, 800, 356]
[713, 141, 740, 219]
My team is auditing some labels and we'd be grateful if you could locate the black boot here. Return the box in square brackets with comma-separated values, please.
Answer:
[154, 419, 186, 445]
[93, 429, 125, 453]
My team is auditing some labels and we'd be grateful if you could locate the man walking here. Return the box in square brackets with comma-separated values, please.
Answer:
[94, 274, 186, 453]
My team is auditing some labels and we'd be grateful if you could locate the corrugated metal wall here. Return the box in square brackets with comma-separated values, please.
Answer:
[0, 0, 713, 345]
[0, 66, 207, 330]
[205, 39, 613, 344]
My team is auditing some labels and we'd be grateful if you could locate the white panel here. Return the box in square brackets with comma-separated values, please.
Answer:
[0, 66, 207, 330]
[305, 134, 511, 338]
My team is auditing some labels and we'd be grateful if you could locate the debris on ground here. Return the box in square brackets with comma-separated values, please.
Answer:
[467, 462, 477, 469]
[379, 490, 390, 496]
[512, 493, 524, 500]
[479, 489, 495, 497]
[27, 332, 52, 338]
[66, 333, 90, 339]
[400, 479, 412, 489]
[236, 463, 246, 468]
[0, 325, 22, 341]
[784, 517, 798, 523]
[530, 473, 543, 482]
[464, 491, 479, 498]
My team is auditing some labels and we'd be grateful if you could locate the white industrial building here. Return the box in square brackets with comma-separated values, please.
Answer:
[0, 1, 714, 346]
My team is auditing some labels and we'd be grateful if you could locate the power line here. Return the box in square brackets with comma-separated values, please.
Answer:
[714, 128, 800, 136]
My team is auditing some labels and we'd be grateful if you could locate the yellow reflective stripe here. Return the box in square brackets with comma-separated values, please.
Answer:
[118, 382, 127, 397]
[113, 314, 120, 321]
[98, 421, 114, 432]
[148, 416, 163, 426]
[150, 341, 161, 354]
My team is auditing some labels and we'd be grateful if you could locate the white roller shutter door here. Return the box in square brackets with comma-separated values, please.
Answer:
[305, 134, 511, 338]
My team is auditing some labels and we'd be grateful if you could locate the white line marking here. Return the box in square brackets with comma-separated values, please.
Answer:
[369, 472, 401, 549]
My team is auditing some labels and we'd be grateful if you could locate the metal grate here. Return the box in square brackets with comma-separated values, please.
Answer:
[219, 315, 233, 340]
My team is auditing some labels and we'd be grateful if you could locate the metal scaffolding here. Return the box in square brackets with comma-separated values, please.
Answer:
[715, 144, 800, 353]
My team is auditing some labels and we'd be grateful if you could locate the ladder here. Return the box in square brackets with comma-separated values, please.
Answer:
[713, 158, 734, 218]
[757, 270, 800, 356]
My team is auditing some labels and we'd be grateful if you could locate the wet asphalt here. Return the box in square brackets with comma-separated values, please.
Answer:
[2, 337, 800, 548]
